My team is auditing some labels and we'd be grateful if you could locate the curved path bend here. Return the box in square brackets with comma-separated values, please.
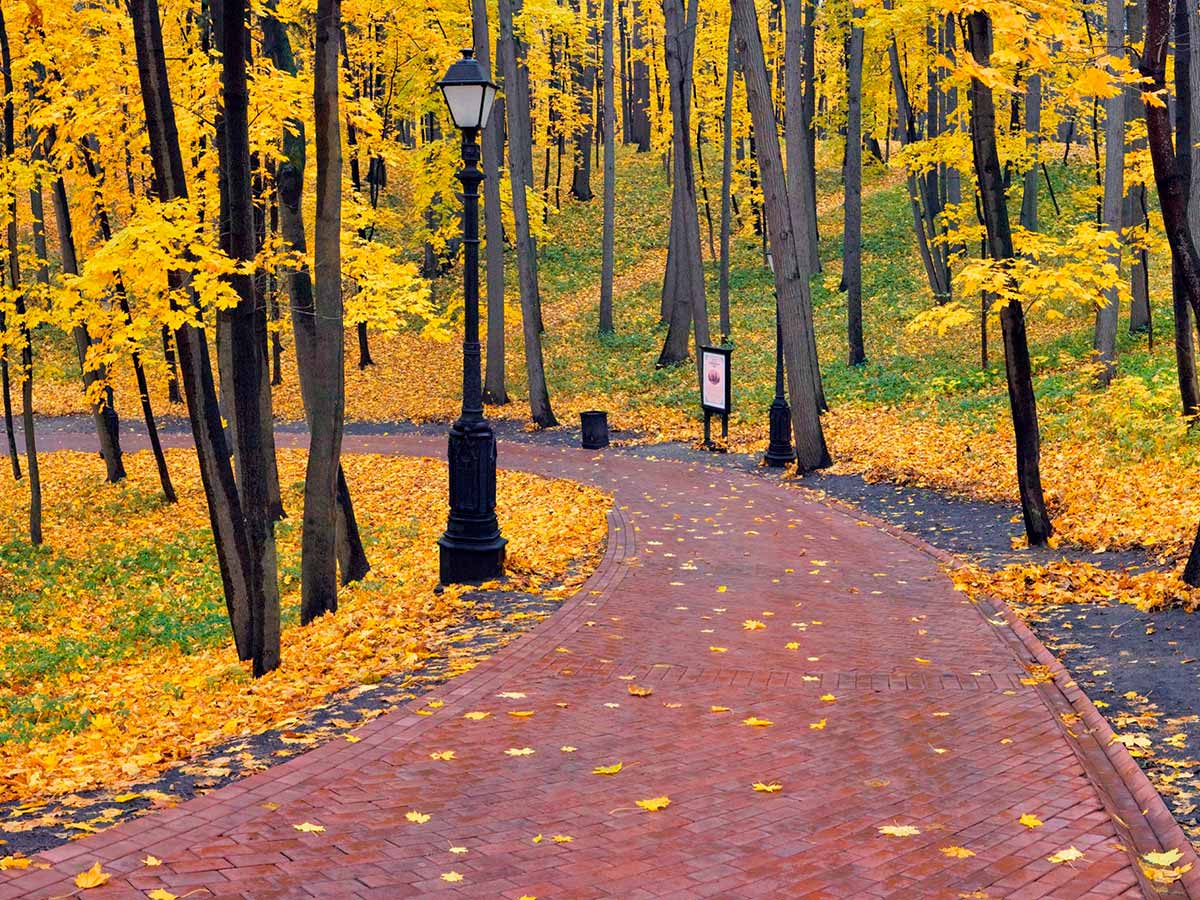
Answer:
[2, 432, 1196, 899]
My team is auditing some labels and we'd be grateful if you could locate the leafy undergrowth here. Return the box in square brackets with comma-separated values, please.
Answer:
[0, 449, 609, 806]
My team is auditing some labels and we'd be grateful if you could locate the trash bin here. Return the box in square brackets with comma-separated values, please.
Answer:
[580, 410, 609, 449]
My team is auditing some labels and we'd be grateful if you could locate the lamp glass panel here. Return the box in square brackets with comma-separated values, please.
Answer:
[442, 83, 486, 128]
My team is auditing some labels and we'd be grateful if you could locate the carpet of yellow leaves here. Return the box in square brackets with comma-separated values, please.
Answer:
[0, 448, 609, 803]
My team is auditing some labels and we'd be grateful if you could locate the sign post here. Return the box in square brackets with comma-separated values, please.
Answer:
[699, 345, 732, 452]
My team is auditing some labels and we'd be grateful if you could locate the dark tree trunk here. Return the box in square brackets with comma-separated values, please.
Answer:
[217, 0, 280, 675]
[261, 7, 370, 592]
[0, 6, 39, 542]
[845, 2, 865, 366]
[1092, 0, 1125, 384]
[600, 0, 616, 334]
[1019, 73, 1041, 231]
[473, 0, 509, 402]
[967, 10, 1053, 547]
[629, 0, 652, 151]
[718, 18, 735, 343]
[731, 0, 830, 471]
[499, 0, 557, 425]
[656, 0, 710, 368]
[785, 0, 819, 274]
[1171, 0, 1200, 415]
[128, 0, 255, 659]
[1127, 0, 1151, 333]
[49, 177, 126, 484]
[80, 140, 176, 502]
[571, 0, 597, 201]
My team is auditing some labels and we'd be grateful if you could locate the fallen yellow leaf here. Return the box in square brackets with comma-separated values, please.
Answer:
[743, 716, 773, 727]
[406, 811, 431, 824]
[1048, 846, 1084, 864]
[441, 871, 463, 882]
[593, 762, 623, 775]
[878, 824, 920, 837]
[752, 782, 782, 793]
[293, 822, 325, 833]
[74, 861, 111, 890]
[941, 846, 975, 859]
[1019, 814, 1043, 828]
[636, 796, 671, 812]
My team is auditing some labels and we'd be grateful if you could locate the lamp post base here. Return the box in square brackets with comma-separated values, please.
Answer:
[763, 398, 795, 467]
[439, 420, 507, 584]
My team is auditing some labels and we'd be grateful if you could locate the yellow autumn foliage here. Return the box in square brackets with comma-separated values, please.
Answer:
[0, 449, 609, 803]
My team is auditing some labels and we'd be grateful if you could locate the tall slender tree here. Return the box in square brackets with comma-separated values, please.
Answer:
[656, 0, 710, 369]
[1092, 0, 1125, 384]
[0, 5, 38, 543]
[966, 9, 1053, 546]
[261, 6, 370, 590]
[128, 0, 254, 660]
[844, 1, 865, 366]
[499, 0, 557, 425]
[473, 0, 510, 403]
[599, 0, 616, 334]
[731, 0, 829, 471]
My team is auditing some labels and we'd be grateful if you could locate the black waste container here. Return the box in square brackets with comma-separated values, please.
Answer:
[580, 410, 609, 449]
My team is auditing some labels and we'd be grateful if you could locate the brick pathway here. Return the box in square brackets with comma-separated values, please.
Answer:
[3, 432, 1198, 899]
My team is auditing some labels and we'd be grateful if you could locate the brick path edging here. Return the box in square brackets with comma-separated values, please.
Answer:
[799, 481, 1200, 900]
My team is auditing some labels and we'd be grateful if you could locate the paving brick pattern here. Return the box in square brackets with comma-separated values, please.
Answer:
[1, 434, 1192, 898]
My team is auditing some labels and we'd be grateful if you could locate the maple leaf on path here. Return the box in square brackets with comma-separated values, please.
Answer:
[636, 796, 671, 812]
[878, 824, 921, 837]
[752, 782, 782, 793]
[1048, 847, 1084, 864]
[293, 822, 325, 833]
[1018, 814, 1043, 828]
[940, 846, 975, 858]
[74, 861, 111, 889]
[743, 716, 773, 727]
[406, 811, 431, 824]
[593, 762, 623, 775]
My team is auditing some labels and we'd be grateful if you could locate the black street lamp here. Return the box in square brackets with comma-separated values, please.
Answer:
[763, 252, 795, 467]
[436, 49, 506, 584]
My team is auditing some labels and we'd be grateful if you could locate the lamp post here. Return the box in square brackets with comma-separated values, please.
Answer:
[763, 252, 795, 467]
[436, 49, 506, 584]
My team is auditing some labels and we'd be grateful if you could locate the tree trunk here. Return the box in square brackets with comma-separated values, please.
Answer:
[49, 177, 126, 484]
[1019, 73, 1041, 231]
[967, 10, 1053, 547]
[886, 33, 951, 303]
[473, 0, 510, 403]
[1127, 0, 1150, 333]
[629, 1, 652, 151]
[600, 0, 617, 334]
[1143, 0, 1200, 582]
[785, 0, 819, 274]
[217, 0, 280, 675]
[261, 7, 370, 590]
[731, 0, 830, 471]
[718, 19, 736, 343]
[845, 2, 865, 366]
[1171, 0, 1200, 415]
[1092, 0, 1125, 384]
[499, 0, 557, 425]
[128, 0, 254, 659]
[80, 140, 176, 502]
[656, 0, 710, 368]
[0, 5, 39, 542]
[571, 0, 597, 201]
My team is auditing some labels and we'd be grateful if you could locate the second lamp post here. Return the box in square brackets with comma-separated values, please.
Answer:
[763, 252, 795, 467]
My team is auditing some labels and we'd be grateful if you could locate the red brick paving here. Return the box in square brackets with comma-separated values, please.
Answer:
[2, 432, 1197, 898]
